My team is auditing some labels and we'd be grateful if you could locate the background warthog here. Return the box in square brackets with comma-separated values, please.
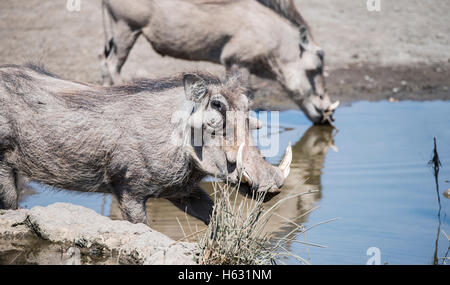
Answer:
[0, 64, 292, 225]
[99, 0, 339, 124]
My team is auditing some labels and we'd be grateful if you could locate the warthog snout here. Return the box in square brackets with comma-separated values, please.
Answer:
[301, 92, 340, 125]
[232, 142, 292, 202]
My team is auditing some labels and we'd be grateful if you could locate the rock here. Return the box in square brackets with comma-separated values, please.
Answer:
[0, 209, 32, 240]
[0, 203, 198, 265]
[444, 189, 450, 199]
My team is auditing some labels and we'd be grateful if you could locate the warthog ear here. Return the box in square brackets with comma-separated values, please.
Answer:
[183, 73, 207, 103]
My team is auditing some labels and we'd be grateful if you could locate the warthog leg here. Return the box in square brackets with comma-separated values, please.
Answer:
[0, 160, 19, 210]
[224, 62, 251, 91]
[100, 20, 141, 86]
[168, 187, 213, 225]
[113, 188, 149, 225]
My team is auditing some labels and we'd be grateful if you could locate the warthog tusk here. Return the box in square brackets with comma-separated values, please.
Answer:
[330, 143, 339, 152]
[241, 170, 253, 186]
[249, 116, 262, 130]
[329, 100, 340, 111]
[279, 143, 292, 179]
[236, 142, 245, 173]
[236, 143, 253, 185]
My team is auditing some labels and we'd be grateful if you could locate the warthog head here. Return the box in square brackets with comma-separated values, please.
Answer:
[175, 73, 292, 200]
[273, 25, 340, 125]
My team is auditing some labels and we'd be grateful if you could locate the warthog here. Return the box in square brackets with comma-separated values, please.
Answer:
[0, 64, 292, 225]
[99, 0, 340, 124]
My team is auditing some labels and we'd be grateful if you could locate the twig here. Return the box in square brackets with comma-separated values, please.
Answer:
[272, 237, 328, 248]
[170, 227, 208, 246]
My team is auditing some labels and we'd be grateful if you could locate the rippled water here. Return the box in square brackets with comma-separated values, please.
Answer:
[19, 100, 450, 265]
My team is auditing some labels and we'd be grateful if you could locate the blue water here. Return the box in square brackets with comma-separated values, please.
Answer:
[21, 183, 112, 216]
[276, 101, 450, 265]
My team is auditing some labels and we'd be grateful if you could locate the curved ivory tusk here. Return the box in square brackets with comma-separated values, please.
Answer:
[249, 116, 262, 130]
[330, 143, 339, 152]
[279, 143, 292, 179]
[236, 143, 245, 173]
[241, 170, 253, 185]
[282, 166, 291, 179]
[329, 100, 340, 111]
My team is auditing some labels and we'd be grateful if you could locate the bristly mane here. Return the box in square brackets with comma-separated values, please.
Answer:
[11, 63, 221, 96]
[24, 62, 60, 78]
[58, 72, 224, 111]
[103, 73, 222, 96]
[190, 0, 309, 28]
[256, 0, 309, 29]
[1, 64, 243, 112]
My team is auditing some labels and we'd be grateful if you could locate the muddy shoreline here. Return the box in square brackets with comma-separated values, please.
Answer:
[251, 63, 450, 111]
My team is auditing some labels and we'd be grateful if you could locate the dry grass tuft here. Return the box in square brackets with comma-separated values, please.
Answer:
[194, 181, 323, 265]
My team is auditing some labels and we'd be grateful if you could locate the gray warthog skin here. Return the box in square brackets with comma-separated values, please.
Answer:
[99, 0, 339, 124]
[0, 64, 290, 225]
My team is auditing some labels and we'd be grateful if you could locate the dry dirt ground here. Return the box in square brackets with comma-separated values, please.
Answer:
[1, 0, 449, 109]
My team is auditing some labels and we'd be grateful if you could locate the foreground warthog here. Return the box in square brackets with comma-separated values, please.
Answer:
[0, 64, 291, 225]
[99, 0, 339, 124]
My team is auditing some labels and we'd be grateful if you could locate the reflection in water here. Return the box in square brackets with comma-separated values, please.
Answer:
[109, 125, 336, 242]
[263, 126, 335, 236]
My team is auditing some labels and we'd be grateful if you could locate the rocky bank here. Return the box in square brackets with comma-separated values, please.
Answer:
[0, 203, 198, 265]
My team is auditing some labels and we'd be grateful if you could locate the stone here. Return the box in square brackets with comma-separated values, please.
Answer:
[0, 203, 198, 265]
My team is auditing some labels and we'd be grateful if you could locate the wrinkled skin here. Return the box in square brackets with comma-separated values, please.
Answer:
[99, 0, 339, 124]
[0, 64, 291, 225]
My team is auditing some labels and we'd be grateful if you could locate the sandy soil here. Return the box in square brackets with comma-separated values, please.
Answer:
[0, 0, 449, 108]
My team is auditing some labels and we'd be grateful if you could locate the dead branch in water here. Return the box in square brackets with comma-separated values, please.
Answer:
[428, 137, 445, 265]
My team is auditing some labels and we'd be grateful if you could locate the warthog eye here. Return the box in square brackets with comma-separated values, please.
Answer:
[211, 100, 226, 116]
